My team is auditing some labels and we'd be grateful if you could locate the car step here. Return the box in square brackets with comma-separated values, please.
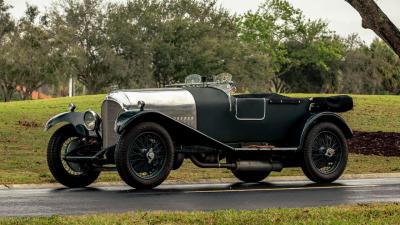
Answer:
[234, 146, 298, 151]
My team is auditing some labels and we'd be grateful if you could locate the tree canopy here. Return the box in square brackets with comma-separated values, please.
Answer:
[0, 0, 399, 101]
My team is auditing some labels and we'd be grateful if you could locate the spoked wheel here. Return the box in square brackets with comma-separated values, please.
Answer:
[302, 122, 348, 183]
[47, 124, 100, 188]
[115, 122, 174, 189]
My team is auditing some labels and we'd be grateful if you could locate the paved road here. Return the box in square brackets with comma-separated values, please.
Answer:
[1, 178, 400, 216]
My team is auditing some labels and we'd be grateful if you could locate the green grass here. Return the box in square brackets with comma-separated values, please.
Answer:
[1, 204, 400, 224]
[288, 94, 400, 132]
[0, 94, 399, 184]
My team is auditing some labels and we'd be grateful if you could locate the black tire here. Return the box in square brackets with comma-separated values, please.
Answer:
[231, 170, 271, 183]
[115, 122, 174, 189]
[47, 124, 100, 188]
[172, 153, 185, 170]
[301, 122, 348, 183]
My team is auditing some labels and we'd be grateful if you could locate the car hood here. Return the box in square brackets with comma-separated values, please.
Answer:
[104, 88, 196, 111]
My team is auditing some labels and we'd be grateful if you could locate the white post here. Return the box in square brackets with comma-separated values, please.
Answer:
[68, 77, 73, 97]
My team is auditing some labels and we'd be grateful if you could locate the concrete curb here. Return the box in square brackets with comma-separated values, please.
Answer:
[2, 173, 400, 190]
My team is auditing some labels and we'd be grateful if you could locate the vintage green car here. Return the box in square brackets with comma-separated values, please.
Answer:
[45, 74, 353, 189]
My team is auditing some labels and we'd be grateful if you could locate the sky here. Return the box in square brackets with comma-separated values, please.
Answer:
[5, 0, 400, 44]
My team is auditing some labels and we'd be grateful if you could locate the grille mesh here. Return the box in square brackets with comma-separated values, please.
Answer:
[101, 100, 123, 148]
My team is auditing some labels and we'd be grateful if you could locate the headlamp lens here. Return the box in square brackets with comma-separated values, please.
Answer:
[84, 110, 98, 131]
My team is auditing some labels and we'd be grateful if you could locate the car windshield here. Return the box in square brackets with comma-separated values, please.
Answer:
[166, 73, 235, 95]
[179, 73, 234, 94]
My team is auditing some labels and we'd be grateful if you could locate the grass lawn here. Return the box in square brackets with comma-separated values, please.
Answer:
[1, 203, 399, 225]
[288, 94, 400, 132]
[0, 94, 399, 184]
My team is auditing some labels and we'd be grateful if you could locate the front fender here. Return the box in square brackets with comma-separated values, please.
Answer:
[115, 110, 233, 151]
[44, 112, 87, 136]
[115, 110, 142, 134]
[298, 112, 353, 149]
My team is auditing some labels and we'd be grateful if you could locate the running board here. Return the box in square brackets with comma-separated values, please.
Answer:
[234, 147, 298, 151]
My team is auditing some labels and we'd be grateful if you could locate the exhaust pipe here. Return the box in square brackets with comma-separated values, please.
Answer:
[234, 161, 283, 172]
[189, 155, 283, 172]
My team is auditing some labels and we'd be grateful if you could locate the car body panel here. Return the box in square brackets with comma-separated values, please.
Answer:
[184, 87, 311, 145]
[101, 88, 197, 148]
[44, 112, 87, 136]
[104, 88, 197, 127]
[298, 112, 353, 148]
[115, 110, 234, 151]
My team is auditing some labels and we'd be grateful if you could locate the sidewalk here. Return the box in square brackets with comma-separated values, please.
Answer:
[2, 173, 400, 190]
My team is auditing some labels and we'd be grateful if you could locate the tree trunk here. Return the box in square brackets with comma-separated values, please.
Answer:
[85, 82, 99, 95]
[0, 84, 14, 102]
[345, 0, 400, 57]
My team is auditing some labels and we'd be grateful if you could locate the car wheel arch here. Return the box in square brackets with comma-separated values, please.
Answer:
[299, 113, 353, 150]
[44, 112, 88, 136]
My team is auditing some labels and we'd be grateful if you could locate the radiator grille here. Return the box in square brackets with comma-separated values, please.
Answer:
[101, 100, 123, 148]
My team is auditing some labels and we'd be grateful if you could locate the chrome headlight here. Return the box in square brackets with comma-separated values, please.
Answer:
[83, 110, 99, 131]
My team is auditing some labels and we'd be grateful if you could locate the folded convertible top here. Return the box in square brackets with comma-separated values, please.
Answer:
[311, 95, 353, 113]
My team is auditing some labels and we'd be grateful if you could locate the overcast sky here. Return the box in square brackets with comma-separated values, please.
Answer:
[5, 0, 400, 44]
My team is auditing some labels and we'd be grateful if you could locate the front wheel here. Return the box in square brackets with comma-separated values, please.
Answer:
[301, 122, 348, 183]
[115, 122, 174, 189]
[47, 124, 100, 188]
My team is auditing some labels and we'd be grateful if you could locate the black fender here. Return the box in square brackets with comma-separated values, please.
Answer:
[44, 112, 88, 136]
[115, 110, 233, 151]
[298, 112, 353, 149]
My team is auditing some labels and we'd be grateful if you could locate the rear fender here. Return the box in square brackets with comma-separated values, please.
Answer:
[116, 111, 233, 151]
[44, 112, 87, 136]
[298, 112, 353, 149]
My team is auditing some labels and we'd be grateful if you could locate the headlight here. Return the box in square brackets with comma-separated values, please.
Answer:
[83, 110, 99, 131]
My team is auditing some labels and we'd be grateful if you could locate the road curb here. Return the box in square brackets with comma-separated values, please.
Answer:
[2, 173, 400, 190]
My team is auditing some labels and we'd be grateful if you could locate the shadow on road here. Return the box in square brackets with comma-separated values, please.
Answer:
[49, 181, 347, 195]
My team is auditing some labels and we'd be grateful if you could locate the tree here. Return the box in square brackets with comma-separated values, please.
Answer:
[108, 0, 272, 91]
[0, 37, 19, 102]
[105, 1, 156, 89]
[282, 35, 345, 93]
[14, 5, 59, 100]
[240, 0, 345, 93]
[0, 0, 15, 101]
[0, 0, 12, 40]
[338, 37, 400, 94]
[49, 0, 128, 94]
[345, 0, 400, 57]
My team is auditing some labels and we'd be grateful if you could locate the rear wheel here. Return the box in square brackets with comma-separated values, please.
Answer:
[115, 122, 174, 189]
[47, 124, 100, 188]
[231, 170, 271, 183]
[301, 122, 348, 183]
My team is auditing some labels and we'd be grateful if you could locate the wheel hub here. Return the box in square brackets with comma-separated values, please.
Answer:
[146, 148, 155, 164]
[65, 139, 84, 172]
[325, 148, 336, 158]
[129, 131, 167, 180]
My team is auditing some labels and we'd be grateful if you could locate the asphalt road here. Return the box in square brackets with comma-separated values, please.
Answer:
[1, 178, 400, 216]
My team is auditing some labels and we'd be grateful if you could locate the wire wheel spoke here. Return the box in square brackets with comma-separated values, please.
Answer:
[60, 137, 87, 176]
[311, 131, 342, 175]
[128, 132, 167, 180]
